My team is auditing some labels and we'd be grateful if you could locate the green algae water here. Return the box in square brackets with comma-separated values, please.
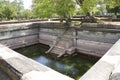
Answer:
[15, 44, 99, 80]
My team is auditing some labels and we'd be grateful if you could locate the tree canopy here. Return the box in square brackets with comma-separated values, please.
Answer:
[33, 0, 76, 18]
[0, 0, 33, 20]
[81, 0, 97, 14]
[76, 0, 120, 15]
[0, 0, 119, 20]
[108, 0, 120, 8]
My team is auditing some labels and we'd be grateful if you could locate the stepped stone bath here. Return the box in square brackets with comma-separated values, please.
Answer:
[0, 21, 120, 80]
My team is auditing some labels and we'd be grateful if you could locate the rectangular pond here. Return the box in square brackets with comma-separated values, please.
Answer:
[14, 44, 100, 80]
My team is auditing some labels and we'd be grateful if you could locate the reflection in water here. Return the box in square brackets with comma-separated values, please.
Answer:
[15, 44, 99, 80]
[34, 56, 79, 77]
[34, 56, 50, 66]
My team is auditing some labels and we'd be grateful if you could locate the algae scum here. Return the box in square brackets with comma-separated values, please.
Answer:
[15, 44, 99, 80]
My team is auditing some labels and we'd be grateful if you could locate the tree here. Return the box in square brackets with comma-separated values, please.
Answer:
[1, 0, 14, 20]
[107, 0, 120, 8]
[75, 0, 84, 6]
[21, 9, 33, 19]
[75, 0, 97, 23]
[0, 0, 5, 20]
[107, 0, 120, 15]
[32, 0, 76, 18]
[33, 0, 55, 18]
[76, 0, 97, 15]
[0, 0, 24, 20]
[56, 0, 76, 18]
[11, 0, 23, 19]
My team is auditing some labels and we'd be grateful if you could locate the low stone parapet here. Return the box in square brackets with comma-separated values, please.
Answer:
[79, 39, 120, 80]
[0, 44, 74, 80]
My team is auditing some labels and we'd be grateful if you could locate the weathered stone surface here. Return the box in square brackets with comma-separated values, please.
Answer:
[77, 31, 120, 44]
[0, 35, 39, 49]
[0, 22, 120, 80]
[80, 61, 114, 80]
[0, 44, 19, 59]
[0, 22, 38, 32]
[77, 39, 113, 55]
[80, 39, 120, 80]
[39, 33, 113, 56]
[0, 59, 22, 80]
[109, 64, 120, 80]
[0, 21, 119, 57]
[0, 68, 11, 80]
[109, 73, 120, 80]
[21, 71, 74, 80]
[6, 57, 49, 74]
[81, 23, 120, 29]
[0, 44, 73, 80]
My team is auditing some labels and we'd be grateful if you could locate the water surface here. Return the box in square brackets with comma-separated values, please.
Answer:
[15, 44, 99, 80]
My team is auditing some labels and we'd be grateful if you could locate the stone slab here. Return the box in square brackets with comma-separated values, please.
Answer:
[80, 39, 120, 80]
[21, 70, 74, 80]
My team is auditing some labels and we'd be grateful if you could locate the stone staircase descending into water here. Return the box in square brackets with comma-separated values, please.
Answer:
[46, 28, 74, 57]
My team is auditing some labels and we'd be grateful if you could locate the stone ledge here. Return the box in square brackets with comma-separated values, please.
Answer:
[80, 39, 120, 80]
[0, 44, 73, 80]
[109, 64, 120, 80]
[21, 70, 73, 80]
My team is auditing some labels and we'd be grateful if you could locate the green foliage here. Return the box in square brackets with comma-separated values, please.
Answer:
[0, 0, 119, 20]
[11, 0, 24, 19]
[76, 0, 120, 15]
[33, 0, 54, 18]
[2, 3, 13, 20]
[21, 9, 34, 19]
[0, 0, 33, 20]
[33, 0, 76, 18]
[55, 0, 76, 18]
[0, 0, 4, 19]
[80, 0, 97, 15]
[107, 0, 120, 8]
[106, 0, 120, 15]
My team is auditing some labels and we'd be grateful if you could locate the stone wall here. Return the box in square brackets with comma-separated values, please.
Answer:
[39, 24, 120, 56]
[0, 22, 119, 56]
[0, 22, 120, 80]
[39, 32, 113, 57]
[76, 39, 113, 56]
[0, 23, 39, 49]
[0, 22, 67, 49]
[79, 39, 120, 80]
[0, 22, 75, 80]
[81, 23, 120, 29]
[0, 44, 73, 80]
[77, 31, 120, 44]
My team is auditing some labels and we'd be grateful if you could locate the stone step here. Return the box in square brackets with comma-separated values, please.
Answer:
[56, 41, 67, 48]
[47, 29, 74, 57]
[51, 47, 65, 55]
